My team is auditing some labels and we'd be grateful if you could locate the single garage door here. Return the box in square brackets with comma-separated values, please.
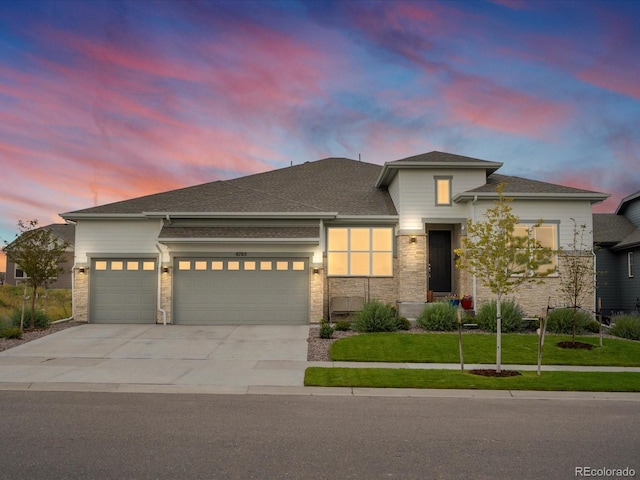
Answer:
[173, 257, 309, 325]
[90, 259, 157, 324]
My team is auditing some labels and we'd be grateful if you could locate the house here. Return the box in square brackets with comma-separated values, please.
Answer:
[4, 223, 75, 289]
[594, 191, 640, 316]
[60, 151, 608, 325]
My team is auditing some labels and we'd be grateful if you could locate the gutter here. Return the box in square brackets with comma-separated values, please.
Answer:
[155, 243, 168, 325]
[471, 195, 478, 315]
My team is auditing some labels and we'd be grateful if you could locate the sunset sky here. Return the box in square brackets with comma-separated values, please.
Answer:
[1, 0, 639, 272]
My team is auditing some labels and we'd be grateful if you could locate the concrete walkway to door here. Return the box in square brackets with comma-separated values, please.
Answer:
[0, 324, 310, 394]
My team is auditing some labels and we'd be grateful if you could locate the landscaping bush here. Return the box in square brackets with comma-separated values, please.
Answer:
[610, 315, 640, 341]
[334, 320, 351, 332]
[546, 308, 597, 335]
[352, 301, 397, 333]
[10, 308, 51, 329]
[396, 317, 411, 331]
[476, 299, 524, 333]
[0, 327, 22, 339]
[319, 319, 334, 339]
[416, 302, 458, 331]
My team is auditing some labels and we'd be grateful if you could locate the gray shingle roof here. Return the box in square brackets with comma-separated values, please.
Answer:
[63, 158, 397, 217]
[468, 174, 605, 195]
[388, 151, 502, 168]
[159, 226, 319, 239]
[593, 213, 639, 247]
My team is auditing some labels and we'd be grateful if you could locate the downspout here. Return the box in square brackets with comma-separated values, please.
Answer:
[155, 243, 167, 325]
[471, 195, 478, 314]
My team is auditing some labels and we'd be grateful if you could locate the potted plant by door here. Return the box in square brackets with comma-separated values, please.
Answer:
[461, 294, 473, 310]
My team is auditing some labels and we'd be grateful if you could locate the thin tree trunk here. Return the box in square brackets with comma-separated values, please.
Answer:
[496, 294, 502, 373]
[30, 285, 38, 329]
[457, 308, 464, 372]
[572, 305, 577, 344]
[598, 297, 603, 348]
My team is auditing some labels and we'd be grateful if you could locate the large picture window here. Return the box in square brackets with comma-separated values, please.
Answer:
[513, 223, 557, 274]
[327, 227, 393, 276]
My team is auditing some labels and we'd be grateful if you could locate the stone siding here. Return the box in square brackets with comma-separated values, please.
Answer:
[310, 268, 324, 323]
[397, 234, 427, 302]
[73, 269, 88, 322]
[459, 256, 596, 317]
[159, 270, 172, 324]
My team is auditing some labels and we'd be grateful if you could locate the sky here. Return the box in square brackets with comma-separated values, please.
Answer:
[1, 0, 639, 272]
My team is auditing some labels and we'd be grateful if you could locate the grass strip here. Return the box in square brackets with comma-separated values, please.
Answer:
[305, 367, 640, 392]
[329, 333, 640, 366]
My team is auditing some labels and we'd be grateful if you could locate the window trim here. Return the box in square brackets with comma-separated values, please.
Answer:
[326, 227, 394, 277]
[628, 252, 634, 278]
[434, 176, 452, 206]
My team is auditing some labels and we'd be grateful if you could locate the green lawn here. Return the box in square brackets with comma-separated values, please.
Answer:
[304, 367, 640, 392]
[329, 332, 640, 367]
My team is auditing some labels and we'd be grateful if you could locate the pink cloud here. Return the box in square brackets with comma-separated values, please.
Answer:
[441, 73, 571, 138]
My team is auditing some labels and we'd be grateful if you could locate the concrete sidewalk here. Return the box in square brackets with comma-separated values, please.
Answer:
[0, 324, 639, 400]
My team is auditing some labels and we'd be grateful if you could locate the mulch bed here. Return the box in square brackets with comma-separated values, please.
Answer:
[556, 341, 594, 350]
[0, 321, 83, 353]
[470, 369, 522, 377]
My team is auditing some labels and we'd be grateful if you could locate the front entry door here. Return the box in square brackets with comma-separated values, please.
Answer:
[428, 230, 452, 293]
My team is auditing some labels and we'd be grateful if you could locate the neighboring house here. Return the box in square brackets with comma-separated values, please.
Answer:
[594, 191, 640, 316]
[4, 223, 75, 289]
[60, 151, 608, 325]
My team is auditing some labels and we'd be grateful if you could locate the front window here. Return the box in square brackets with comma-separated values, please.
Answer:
[15, 266, 27, 279]
[327, 227, 393, 276]
[629, 252, 634, 278]
[435, 176, 452, 206]
[513, 223, 557, 274]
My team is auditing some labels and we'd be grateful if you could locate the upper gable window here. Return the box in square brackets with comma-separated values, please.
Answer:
[435, 176, 452, 206]
[327, 227, 393, 276]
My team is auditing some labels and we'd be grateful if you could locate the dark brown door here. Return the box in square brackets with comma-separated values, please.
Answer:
[428, 231, 451, 292]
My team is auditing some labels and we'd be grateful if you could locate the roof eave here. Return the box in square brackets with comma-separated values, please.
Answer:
[615, 191, 640, 215]
[454, 192, 610, 203]
[59, 213, 148, 220]
[159, 238, 320, 244]
[145, 212, 338, 220]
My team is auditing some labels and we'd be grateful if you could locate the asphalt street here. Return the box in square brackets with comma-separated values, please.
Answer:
[0, 391, 638, 480]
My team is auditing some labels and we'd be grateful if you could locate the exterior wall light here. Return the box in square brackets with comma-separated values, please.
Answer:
[312, 267, 320, 275]
[410, 236, 417, 243]
[78, 266, 88, 273]
[162, 266, 170, 273]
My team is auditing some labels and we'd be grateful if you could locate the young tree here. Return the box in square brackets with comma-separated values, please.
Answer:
[454, 184, 555, 372]
[558, 219, 595, 344]
[3, 220, 70, 329]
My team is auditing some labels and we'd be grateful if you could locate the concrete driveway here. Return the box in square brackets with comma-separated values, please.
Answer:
[0, 324, 310, 393]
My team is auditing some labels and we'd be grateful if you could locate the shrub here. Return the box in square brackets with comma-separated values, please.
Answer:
[417, 302, 458, 331]
[546, 308, 596, 335]
[10, 308, 51, 329]
[396, 317, 411, 331]
[476, 299, 524, 333]
[318, 319, 334, 339]
[352, 301, 397, 333]
[610, 315, 640, 341]
[334, 320, 351, 332]
[0, 327, 22, 339]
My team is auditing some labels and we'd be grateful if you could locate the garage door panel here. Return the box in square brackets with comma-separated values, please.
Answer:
[90, 259, 157, 324]
[174, 257, 308, 325]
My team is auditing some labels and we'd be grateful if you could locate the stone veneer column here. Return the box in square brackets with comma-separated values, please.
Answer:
[74, 269, 89, 322]
[159, 270, 172, 324]
[397, 234, 427, 302]
[310, 267, 324, 323]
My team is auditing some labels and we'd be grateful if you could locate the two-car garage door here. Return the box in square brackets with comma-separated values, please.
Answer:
[173, 257, 309, 325]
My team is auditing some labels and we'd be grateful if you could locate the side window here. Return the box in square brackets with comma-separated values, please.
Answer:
[435, 176, 452, 206]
